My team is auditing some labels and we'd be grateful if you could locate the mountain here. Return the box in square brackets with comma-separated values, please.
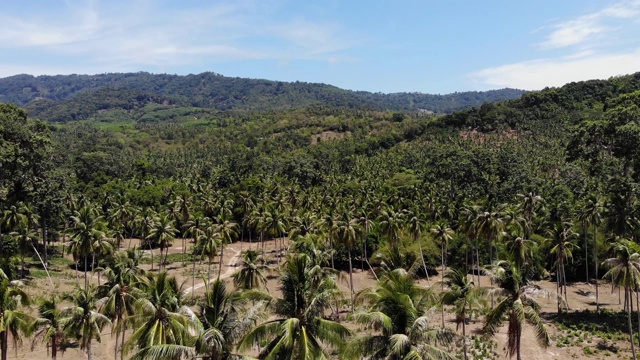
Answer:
[0, 72, 523, 122]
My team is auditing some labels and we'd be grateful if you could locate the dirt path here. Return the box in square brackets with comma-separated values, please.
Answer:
[182, 247, 241, 295]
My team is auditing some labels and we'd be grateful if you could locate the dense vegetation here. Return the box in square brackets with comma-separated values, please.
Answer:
[0, 72, 523, 123]
[2, 71, 640, 359]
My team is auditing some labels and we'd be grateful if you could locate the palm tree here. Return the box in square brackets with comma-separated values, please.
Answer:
[546, 221, 578, 313]
[216, 220, 238, 280]
[336, 209, 361, 311]
[146, 215, 178, 270]
[238, 253, 350, 359]
[482, 261, 550, 360]
[29, 298, 64, 360]
[124, 271, 199, 359]
[579, 194, 604, 312]
[602, 241, 640, 360]
[378, 206, 404, 248]
[232, 250, 269, 290]
[430, 224, 454, 327]
[60, 285, 111, 360]
[67, 206, 108, 290]
[343, 268, 453, 360]
[0, 270, 31, 360]
[98, 251, 145, 360]
[10, 222, 38, 278]
[441, 268, 487, 360]
[195, 279, 265, 359]
[406, 208, 429, 282]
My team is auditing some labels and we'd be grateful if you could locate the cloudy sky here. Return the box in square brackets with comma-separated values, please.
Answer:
[1, 0, 639, 93]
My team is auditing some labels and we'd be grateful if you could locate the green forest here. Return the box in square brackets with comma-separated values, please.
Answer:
[2, 71, 640, 360]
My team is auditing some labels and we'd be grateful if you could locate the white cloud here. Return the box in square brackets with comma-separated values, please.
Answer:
[471, 49, 640, 90]
[0, 0, 359, 74]
[538, 0, 640, 49]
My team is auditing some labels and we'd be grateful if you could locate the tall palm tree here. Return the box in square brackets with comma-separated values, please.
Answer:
[216, 220, 238, 280]
[98, 251, 145, 360]
[238, 253, 350, 359]
[406, 208, 429, 282]
[60, 285, 111, 360]
[430, 224, 454, 327]
[482, 261, 550, 360]
[579, 194, 604, 312]
[546, 221, 578, 313]
[67, 206, 108, 290]
[343, 268, 453, 360]
[602, 241, 640, 360]
[196, 223, 220, 281]
[336, 209, 361, 311]
[146, 215, 178, 270]
[441, 268, 487, 360]
[0, 270, 31, 360]
[124, 271, 199, 359]
[195, 279, 265, 359]
[232, 250, 269, 291]
[29, 298, 64, 360]
[10, 222, 38, 278]
[378, 206, 404, 248]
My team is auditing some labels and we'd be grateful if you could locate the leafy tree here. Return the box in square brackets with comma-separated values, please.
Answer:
[0, 270, 31, 360]
[232, 250, 269, 291]
[29, 298, 64, 360]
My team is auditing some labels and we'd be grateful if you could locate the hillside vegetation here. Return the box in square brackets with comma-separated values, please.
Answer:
[0, 72, 523, 122]
[1, 72, 640, 360]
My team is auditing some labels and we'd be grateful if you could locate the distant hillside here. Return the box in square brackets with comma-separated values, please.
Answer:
[0, 72, 523, 122]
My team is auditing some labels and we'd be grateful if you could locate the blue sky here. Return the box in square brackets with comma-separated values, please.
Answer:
[1, 0, 639, 94]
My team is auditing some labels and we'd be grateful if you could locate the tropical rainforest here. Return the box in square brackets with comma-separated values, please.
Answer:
[1, 71, 640, 360]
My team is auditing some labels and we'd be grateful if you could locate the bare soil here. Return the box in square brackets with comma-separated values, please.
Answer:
[8, 239, 634, 359]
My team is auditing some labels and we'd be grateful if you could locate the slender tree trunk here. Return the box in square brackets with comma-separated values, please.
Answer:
[441, 245, 445, 328]
[52, 333, 57, 360]
[417, 234, 430, 285]
[1, 330, 7, 360]
[21, 251, 25, 279]
[192, 256, 197, 295]
[84, 254, 88, 291]
[628, 288, 637, 360]
[462, 312, 468, 360]
[148, 239, 154, 271]
[594, 224, 599, 312]
[42, 214, 48, 266]
[114, 315, 120, 360]
[516, 324, 522, 360]
[182, 238, 186, 266]
[348, 249, 354, 312]
[556, 262, 561, 314]
[562, 259, 569, 310]
[120, 324, 126, 360]
[87, 338, 92, 360]
[218, 244, 224, 280]
[583, 221, 589, 283]
[475, 239, 481, 285]
[208, 259, 212, 280]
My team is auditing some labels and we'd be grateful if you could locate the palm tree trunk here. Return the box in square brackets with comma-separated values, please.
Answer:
[348, 249, 354, 312]
[182, 238, 186, 266]
[52, 334, 57, 360]
[208, 259, 212, 280]
[21, 250, 25, 279]
[417, 234, 430, 285]
[218, 244, 225, 280]
[562, 259, 569, 310]
[556, 262, 561, 314]
[462, 314, 468, 360]
[475, 239, 481, 285]
[628, 287, 637, 360]
[1, 330, 7, 360]
[42, 214, 48, 266]
[114, 316, 120, 360]
[441, 245, 445, 328]
[120, 324, 126, 360]
[516, 324, 522, 360]
[584, 221, 589, 283]
[84, 254, 89, 291]
[87, 338, 92, 360]
[594, 224, 599, 313]
[148, 239, 154, 271]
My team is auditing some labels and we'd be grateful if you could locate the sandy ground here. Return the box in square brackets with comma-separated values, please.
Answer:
[7, 238, 635, 359]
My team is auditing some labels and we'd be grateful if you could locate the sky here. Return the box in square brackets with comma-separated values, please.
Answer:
[0, 0, 639, 94]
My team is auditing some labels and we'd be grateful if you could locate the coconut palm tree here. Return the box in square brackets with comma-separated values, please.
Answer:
[343, 268, 453, 360]
[579, 194, 604, 312]
[10, 222, 38, 278]
[482, 260, 550, 360]
[29, 297, 64, 360]
[546, 221, 578, 313]
[195, 279, 265, 359]
[60, 285, 111, 360]
[441, 268, 487, 360]
[197, 224, 220, 280]
[232, 250, 269, 291]
[406, 208, 429, 282]
[336, 208, 361, 310]
[123, 271, 199, 359]
[238, 253, 350, 359]
[216, 220, 238, 280]
[146, 215, 178, 270]
[97, 251, 145, 360]
[430, 224, 454, 327]
[67, 206, 108, 290]
[0, 270, 31, 360]
[602, 241, 640, 360]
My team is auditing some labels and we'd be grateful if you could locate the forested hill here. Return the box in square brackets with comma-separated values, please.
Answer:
[0, 72, 522, 122]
